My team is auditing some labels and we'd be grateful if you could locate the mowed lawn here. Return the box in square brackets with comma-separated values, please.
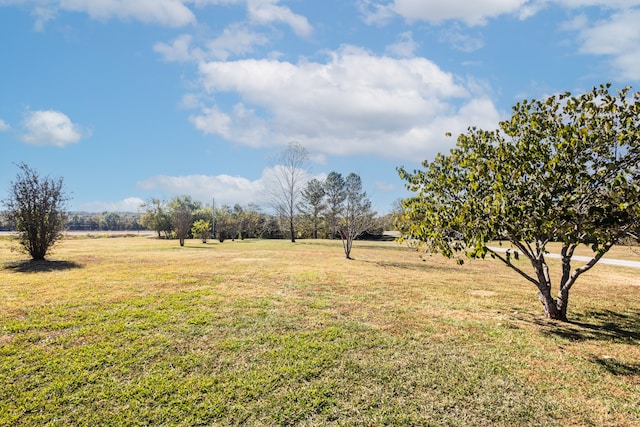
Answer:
[1, 236, 639, 426]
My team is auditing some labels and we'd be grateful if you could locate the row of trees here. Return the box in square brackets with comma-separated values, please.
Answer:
[135, 142, 379, 258]
[67, 212, 145, 231]
[138, 169, 378, 258]
[139, 198, 283, 244]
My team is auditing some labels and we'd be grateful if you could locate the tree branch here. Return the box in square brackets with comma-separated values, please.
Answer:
[486, 247, 539, 286]
[510, 239, 534, 260]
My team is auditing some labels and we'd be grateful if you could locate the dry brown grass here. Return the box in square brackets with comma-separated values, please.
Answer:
[1, 236, 639, 425]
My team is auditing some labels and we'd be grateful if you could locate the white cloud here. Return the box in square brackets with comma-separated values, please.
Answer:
[191, 46, 501, 161]
[361, 0, 640, 26]
[439, 24, 485, 52]
[551, 0, 640, 8]
[2, 0, 196, 27]
[154, 34, 199, 62]
[0, 118, 9, 132]
[137, 167, 321, 209]
[365, 0, 530, 26]
[358, 0, 397, 25]
[19, 110, 89, 147]
[80, 197, 146, 212]
[155, 24, 271, 62]
[190, 104, 270, 147]
[68, 0, 196, 26]
[385, 31, 419, 58]
[137, 172, 269, 207]
[32, 6, 57, 31]
[567, 8, 640, 80]
[205, 23, 270, 60]
[247, 0, 312, 37]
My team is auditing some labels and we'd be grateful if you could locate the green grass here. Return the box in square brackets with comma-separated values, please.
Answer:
[1, 237, 639, 426]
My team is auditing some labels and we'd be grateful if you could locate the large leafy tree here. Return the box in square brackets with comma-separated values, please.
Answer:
[398, 84, 640, 321]
[3, 163, 70, 260]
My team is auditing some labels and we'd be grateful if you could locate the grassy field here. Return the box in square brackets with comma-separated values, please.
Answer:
[1, 236, 639, 426]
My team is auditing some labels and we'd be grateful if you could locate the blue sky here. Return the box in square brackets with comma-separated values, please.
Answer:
[2, 0, 640, 214]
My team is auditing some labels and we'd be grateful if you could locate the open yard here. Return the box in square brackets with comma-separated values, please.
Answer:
[1, 236, 639, 426]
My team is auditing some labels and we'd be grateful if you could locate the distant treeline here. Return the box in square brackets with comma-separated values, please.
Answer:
[0, 211, 145, 232]
[0, 209, 396, 239]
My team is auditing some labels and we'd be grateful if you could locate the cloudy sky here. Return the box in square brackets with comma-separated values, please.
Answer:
[2, 0, 639, 213]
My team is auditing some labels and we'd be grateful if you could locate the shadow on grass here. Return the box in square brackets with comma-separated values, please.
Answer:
[592, 356, 640, 376]
[527, 310, 640, 376]
[358, 258, 462, 273]
[4, 259, 83, 273]
[533, 309, 640, 343]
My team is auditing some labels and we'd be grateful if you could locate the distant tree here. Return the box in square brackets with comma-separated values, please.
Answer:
[397, 84, 640, 321]
[339, 173, 375, 259]
[324, 172, 346, 239]
[67, 214, 86, 231]
[101, 212, 121, 230]
[192, 207, 211, 223]
[269, 141, 309, 242]
[243, 203, 264, 238]
[125, 214, 144, 231]
[87, 214, 101, 231]
[168, 195, 200, 246]
[191, 219, 212, 243]
[301, 178, 326, 239]
[230, 204, 245, 240]
[212, 205, 231, 242]
[140, 198, 172, 238]
[261, 216, 283, 239]
[3, 163, 70, 260]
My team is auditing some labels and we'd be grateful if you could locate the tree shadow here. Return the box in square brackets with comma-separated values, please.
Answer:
[524, 310, 640, 376]
[4, 259, 83, 273]
[360, 258, 463, 273]
[532, 309, 640, 343]
[592, 356, 640, 376]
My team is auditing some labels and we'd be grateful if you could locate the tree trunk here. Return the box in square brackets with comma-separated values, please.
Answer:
[532, 258, 569, 322]
[341, 231, 353, 259]
[289, 216, 295, 243]
[555, 287, 570, 322]
[536, 289, 568, 321]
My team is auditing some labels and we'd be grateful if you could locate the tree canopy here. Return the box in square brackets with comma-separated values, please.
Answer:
[168, 195, 201, 246]
[3, 163, 70, 260]
[324, 171, 346, 239]
[300, 178, 326, 239]
[397, 84, 640, 321]
[140, 198, 173, 239]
